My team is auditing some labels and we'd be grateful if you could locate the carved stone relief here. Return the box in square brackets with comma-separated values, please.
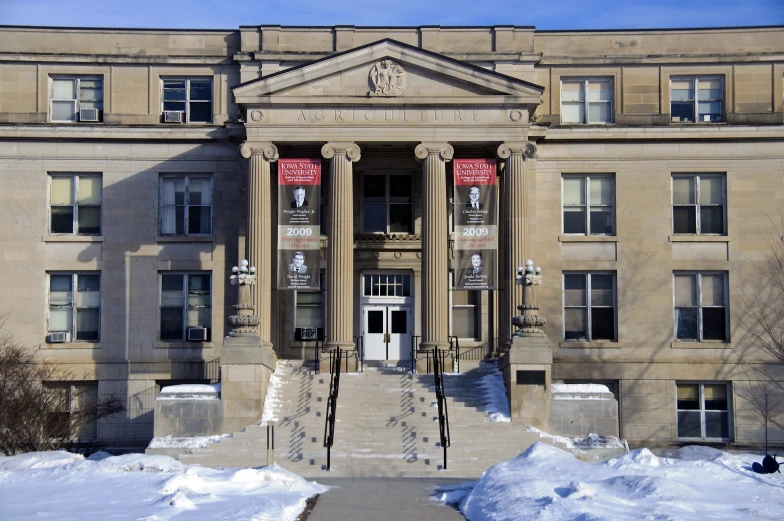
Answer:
[369, 59, 406, 96]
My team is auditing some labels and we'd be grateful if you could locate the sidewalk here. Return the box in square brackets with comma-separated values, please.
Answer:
[305, 477, 468, 521]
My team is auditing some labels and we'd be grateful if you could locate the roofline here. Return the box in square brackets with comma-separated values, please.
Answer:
[232, 37, 544, 93]
[1, 23, 780, 33]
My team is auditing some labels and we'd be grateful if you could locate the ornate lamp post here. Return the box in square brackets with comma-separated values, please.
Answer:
[228, 259, 260, 337]
[512, 259, 546, 337]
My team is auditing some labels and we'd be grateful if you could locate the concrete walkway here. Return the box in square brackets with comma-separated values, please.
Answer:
[305, 477, 468, 521]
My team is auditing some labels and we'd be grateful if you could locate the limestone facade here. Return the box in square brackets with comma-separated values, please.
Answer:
[0, 24, 783, 448]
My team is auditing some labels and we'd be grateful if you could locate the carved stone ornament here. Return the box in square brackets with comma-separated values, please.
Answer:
[239, 142, 279, 161]
[250, 109, 264, 122]
[497, 142, 537, 160]
[321, 142, 361, 162]
[369, 59, 406, 96]
[509, 109, 524, 122]
[414, 142, 454, 161]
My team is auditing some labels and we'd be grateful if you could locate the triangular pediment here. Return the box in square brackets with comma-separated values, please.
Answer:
[233, 39, 543, 104]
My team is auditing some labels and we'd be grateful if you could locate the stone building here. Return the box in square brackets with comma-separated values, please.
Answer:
[0, 23, 783, 451]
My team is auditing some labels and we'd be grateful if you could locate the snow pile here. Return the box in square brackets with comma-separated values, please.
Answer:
[442, 442, 784, 521]
[0, 451, 326, 521]
[158, 383, 221, 400]
[552, 383, 614, 400]
[148, 433, 232, 449]
[526, 426, 625, 450]
[260, 361, 286, 425]
[476, 363, 511, 422]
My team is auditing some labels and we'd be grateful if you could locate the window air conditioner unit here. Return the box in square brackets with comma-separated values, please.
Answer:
[299, 327, 318, 340]
[79, 108, 100, 122]
[164, 110, 185, 123]
[187, 327, 208, 341]
[48, 331, 71, 343]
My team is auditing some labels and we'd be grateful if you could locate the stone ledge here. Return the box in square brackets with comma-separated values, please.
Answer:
[43, 235, 104, 242]
[44, 342, 101, 349]
[559, 235, 619, 243]
[671, 341, 732, 349]
[559, 341, 621, 349]
[154, 341, 215, 349]
[155, 235, 216, 243]
[669, 235, 729, 243]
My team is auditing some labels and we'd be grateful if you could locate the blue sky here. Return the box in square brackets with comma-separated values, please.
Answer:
[1, 0, 783, 29]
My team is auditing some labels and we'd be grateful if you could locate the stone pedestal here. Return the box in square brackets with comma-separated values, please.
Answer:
[498, 335, 552, 430]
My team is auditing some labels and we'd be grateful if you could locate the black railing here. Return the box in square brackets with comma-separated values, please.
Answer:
[312, 337, 326, 374]
[411, 335, 421, 373]
[323, 348, 342, 471]
[352, 335, 365, 374]
[432, 348, 451, 470]
[448, 336, 460, 373]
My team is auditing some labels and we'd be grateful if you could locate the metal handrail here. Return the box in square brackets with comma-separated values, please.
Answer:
[448, 336, 460, 373]
[312, 337, 326, 374]
[432, 348, 451, 470]
[411, 335, 421, 373]
[323, 348, 342, 471]
[352, 335, 364, 374]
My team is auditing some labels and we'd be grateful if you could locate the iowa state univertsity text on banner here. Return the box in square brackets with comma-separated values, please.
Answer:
[277, 159, 321, 290]
[453, 159, 497, 290]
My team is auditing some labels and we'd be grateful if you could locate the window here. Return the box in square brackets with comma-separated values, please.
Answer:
[49, 174, 102, 235]
[50, 76, 103, 122]
[677, 383, 731, 440]
[674, 272, 728, 341]
[295, 271, 325, 340]
[361, 173, 413, 234]
[672, 174, 725, 235]
[363, 273, 412, 297]
[564, 272, 616, 341]
[48, 273, 100, 342]
[162, 78, 213, 123]
[452, 290, 479, 340]
[45, 382, 99, 440]
[561, 78, 613, 124]
[159, 175, 212, 235]
[160, 273, 211, 341]
[562, 175, 614, 235]
[670, 76, 723, 123]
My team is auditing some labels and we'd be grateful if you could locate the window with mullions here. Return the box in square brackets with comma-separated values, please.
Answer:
[361, 173, 413, 234]
[295, 271, 325, 340]
[48, 273, 100, 342]
[677, 383, 731, 440]
[450, 272, 479, 339]
[562, 175, 614, 235]
[670, 76, 723, 123]
[159, 175, 212, 235]
[674, 272, 728, 342]
[564, 272, 616, 341]
[162, 78, 213, 123]
[49, 174, 102, 235]
[363, 274, 411, 297]
[44, 382, 99, 440]
[561, 78, 613, 124]
[160, 273, 211, 341]
[672, 174, 725, 235]
[50, 76, 103, 122]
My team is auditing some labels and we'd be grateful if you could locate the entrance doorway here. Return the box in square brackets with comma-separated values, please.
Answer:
[362, 306, 412, 360]
[360, 272, 414, 361]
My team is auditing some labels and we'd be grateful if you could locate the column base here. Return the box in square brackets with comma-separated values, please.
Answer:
[498, 335, 553, 431]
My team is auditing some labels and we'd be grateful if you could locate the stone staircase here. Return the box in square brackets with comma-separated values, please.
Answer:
[179, 359, 571, 477]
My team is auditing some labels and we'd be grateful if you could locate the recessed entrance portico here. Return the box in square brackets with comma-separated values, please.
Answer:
[361, 272, 414, 361]
[232, 38, 544, 357]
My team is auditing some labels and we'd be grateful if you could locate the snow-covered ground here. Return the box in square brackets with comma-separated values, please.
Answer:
[0, 451, 326, 521]
[438, 442, 784, 521]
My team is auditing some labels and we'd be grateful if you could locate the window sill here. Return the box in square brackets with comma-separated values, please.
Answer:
[155, 235, 215, 243]
[155, 341, 215, 349]
[669, 236, 728, 242]
[559, 235, 619, 243]
[45, 342, 100, 349]
[671, 341, 731, 349]
[560, 340, 620, 348]
[43, 235, 104, 243]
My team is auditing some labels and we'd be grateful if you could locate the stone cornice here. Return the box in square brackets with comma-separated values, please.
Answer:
[0, 124, 231, 141]
[415, 142, 454, 161]
[321, 142, 361, 162]
[239, 141, 279, 161]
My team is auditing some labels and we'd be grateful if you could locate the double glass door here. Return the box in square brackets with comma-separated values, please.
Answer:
[362, 305, 412, 360]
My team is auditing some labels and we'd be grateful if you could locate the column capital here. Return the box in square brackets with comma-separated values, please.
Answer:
[415, 142, 454, 161]
[497, 142, 537, 160]
[239, 142, 279, 161]
[321, 142, 361, 162]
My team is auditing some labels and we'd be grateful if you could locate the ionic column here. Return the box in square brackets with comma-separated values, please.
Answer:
[239, 142, 278, 345]
[415, 142, 454, 350]
[321, 142, 361, 350]
[497, 142, 537, 347]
